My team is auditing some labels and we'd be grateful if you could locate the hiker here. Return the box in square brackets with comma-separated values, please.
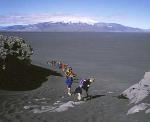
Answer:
[47, 60, 56, 69]
[65, 67, 76, 78]
[47, 60, 52, 68]
[81, 78, 95, 97]
[52, 60, 57, 68]
[61, 63, 68, 72]
[65, 76, 73, 96]
[57, 61, 62, 70]
[65, 67, 77, 96]
[74, 78, 95, 100]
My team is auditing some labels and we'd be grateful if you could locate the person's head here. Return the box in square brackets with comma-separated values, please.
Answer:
[69, 67, 72, 71]
[89, 78, 95, 83]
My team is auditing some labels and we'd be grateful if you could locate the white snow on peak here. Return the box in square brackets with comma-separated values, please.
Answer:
[107, 25, 113, 28]
[47, 15, 98, 25]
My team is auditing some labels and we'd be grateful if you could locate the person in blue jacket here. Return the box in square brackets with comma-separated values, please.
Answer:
[65, 67, 76, 96]
[65, 76, 73, 96]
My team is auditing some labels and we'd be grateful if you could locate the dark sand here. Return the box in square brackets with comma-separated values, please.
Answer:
[0, 32, 150, 122]
[0, 55, 62, 91]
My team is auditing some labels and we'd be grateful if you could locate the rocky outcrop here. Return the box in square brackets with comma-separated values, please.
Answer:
[119, 72, 150, 115]
[120, 72, 150, 104]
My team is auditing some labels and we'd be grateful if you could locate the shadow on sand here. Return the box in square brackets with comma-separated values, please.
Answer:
[84, 94, 106, 101]
[0, 56, 62, 91]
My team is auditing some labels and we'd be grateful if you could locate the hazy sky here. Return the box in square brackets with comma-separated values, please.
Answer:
[0, 0, 150, 29]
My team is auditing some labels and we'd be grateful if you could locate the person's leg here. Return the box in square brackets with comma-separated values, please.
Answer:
[67, 83, 72, 96]
[86, 89, 89, 97]
[77, 93, 82, 100]
[65, 78, 72, 96]
[75, 87, 82, 100]
[68, 87, 71, 96]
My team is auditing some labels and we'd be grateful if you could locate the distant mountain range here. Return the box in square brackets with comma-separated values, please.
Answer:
[0, 22, 149, 32]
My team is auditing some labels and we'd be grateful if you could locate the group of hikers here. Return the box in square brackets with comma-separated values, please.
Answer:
[47, 60, 95, 101]
[47, 60, 68, 71]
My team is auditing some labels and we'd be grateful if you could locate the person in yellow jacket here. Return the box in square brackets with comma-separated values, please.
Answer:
[65, 67, 76, 96]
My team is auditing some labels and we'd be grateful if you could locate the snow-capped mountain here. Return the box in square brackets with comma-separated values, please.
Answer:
[0, 21, 147, 32]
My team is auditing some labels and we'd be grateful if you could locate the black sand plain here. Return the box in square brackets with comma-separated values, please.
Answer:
[0, 32, 150, 122]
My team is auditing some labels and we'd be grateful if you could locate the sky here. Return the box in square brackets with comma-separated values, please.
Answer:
[0, 0, 150, 29]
